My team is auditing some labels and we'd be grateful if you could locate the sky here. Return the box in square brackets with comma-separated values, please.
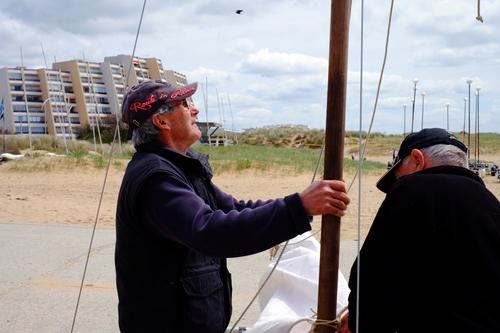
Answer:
[1, 0, 499, 134]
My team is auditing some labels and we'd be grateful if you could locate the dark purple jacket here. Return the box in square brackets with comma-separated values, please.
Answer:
[115, 142, 311, 332]
[348, 166, 500, 333]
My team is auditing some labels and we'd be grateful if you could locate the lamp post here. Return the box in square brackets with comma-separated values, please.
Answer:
[411, 78, 418, 133]
[41, 98, 51, 135]
[421, 91, 426, 130]
[475, 87, 481, 164]
[445, 103, 450, 131]
[403, 104, 407, 136]
[462, 97, 467, 143]
[466, 79, 473, 159]
[66, 104, 75, 140]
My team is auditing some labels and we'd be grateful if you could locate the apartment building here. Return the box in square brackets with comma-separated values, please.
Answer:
[53, 60, 113, 137]
[0, 67, 52, 136]
[104, 55, 166, 87]
[0, 55, 188, 138]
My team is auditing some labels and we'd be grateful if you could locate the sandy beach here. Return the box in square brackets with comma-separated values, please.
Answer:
[0, 152, 499, 332]
[1, 155, 499, 240]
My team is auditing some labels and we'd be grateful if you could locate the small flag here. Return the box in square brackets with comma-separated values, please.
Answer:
[0, 98, 5, 120]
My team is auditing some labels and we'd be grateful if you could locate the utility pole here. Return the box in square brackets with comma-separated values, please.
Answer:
[411, 78, 418, 133]
[403, 104, 407, 136]
[475, 87, 481, 164]
[466, 79, 472, 159]
[445, 103, 450, 131]
[462, 97, 467, 143]
[421, 91, 426, 130]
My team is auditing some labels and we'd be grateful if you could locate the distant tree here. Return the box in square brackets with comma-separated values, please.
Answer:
[75, 115, 128, 143]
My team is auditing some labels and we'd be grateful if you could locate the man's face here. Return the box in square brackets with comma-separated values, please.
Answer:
[162, 99, 202, 149]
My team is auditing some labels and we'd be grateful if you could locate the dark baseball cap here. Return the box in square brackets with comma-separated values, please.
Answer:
[376, 128, 468, 193]
[121, 80, 197, 139]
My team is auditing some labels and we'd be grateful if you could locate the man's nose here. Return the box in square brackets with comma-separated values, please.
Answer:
[191, 106, 199, 116]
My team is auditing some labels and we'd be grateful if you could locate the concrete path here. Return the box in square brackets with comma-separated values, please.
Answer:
[0, 222, 360, 332]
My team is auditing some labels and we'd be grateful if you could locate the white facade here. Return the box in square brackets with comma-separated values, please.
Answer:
[0, 55, 189, 137]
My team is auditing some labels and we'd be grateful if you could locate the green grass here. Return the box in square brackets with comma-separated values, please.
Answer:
[195, 144, 386, 174]
[2, 129, 499, 174]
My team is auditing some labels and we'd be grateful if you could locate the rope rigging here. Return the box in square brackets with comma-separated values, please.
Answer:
[70, 1, 487, 331]
[70, 1, 147, 331]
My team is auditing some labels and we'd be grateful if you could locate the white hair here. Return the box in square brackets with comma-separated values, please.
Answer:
[400, 144, 468, 168]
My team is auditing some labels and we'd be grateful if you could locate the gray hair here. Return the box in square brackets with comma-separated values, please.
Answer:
[421, 144, 468, 167]
[400, 144, 468, 168]
[131, 105, 173, 146]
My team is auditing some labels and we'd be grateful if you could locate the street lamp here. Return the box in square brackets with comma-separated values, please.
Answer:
[41, 98, 51, 135]
[403, 104, 407, 136]
[411, 78, 418, 133]
[445, 103, 450, 131]
[66, 104, 75, 140]
[475, 87, 481, 164]
[466, 79, 473, 159]
[421, 91, 426, 130]
[462, 97, 467, 143]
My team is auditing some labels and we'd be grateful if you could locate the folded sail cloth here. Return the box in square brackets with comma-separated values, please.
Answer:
[248, 232, 349, 333]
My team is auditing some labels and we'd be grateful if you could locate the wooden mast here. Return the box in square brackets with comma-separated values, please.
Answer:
[316, 1, 351, 332]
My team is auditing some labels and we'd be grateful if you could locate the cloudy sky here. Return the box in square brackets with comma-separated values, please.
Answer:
[1, 0, 499, 133]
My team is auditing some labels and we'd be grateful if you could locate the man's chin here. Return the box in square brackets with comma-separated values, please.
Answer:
[194, 129, 202, 140]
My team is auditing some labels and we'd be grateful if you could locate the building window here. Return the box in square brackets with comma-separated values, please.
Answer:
[96, 97, 109, 104]
[14, 115, 28, 122]
[14, 116, 45, 123]
[26, 96, 43, 102]
[16, 126, 45, 134]
[50, 95, 65, 102]
[13, 105, 27, 112]
[24, 75, 39, 82]
[9, 72, 22, 80]
[94, 86, 107, 94]
[25, 86, 42, 92]
[32, 127, 46, 134]
[31, 116, 45, 124]
[49, 83, 62, 91]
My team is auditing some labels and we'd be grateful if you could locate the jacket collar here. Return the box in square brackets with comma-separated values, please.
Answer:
[136, 141, 213, 178]
[396, 165, 485, 188]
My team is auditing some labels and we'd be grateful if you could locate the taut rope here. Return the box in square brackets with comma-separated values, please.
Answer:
[70, 1, 147, 331]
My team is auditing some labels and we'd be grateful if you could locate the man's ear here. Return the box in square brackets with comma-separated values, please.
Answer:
[410, 149, 426, 171]
[152, 114, 170, 130]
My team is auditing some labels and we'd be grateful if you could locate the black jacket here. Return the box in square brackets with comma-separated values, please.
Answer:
[115, 143, 311, 332]
[348, 166, 500, 333]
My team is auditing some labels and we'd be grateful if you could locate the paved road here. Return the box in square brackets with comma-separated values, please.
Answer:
[0, 223, 360, 332]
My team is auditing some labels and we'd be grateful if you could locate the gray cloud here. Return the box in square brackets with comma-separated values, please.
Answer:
[0, 0, 498, 133]
[0, 0, 139, 35]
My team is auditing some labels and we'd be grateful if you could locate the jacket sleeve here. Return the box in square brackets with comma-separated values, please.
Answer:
[138, 172, 312, 258]
[211, 183, 274, 213]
